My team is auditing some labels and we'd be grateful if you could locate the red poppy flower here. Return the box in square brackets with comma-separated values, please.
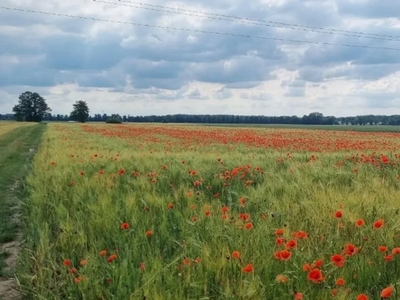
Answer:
[307, 268, 324, 284]
[331, 254, 346, 267]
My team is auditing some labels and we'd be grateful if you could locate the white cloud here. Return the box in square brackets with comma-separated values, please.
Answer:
[1, 0, 400, 116]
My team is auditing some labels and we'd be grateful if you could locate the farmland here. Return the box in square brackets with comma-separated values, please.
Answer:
[16, 123, 400, 299]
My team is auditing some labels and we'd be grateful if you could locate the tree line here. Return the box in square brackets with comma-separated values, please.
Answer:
[4, 91, 400, 126]
[35, 112, 400, 126]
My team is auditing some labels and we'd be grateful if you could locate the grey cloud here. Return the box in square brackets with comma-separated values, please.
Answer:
[191, 55, 278, 85]
[1, 0, 400, 104]
[352, 90, 400, 109]
[281, 79, 306, 88]
[186, 89, 208, 99]
[337, 0, 400, 19]
[42, 34, 127, 70]
[300, 63, 400, 83]
[284, 87, 305, 97]
[213, 87, 233, 99]
[240, 91, 272, 101]
[275, 0, 341, 27]
[225, 81, 262, 89]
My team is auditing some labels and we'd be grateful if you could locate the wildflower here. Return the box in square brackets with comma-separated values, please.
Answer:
[331, 254, 346, 267]
[381, 286, 394, 298]
[120, 222, 130, 230]
[314, 259, 323, 267]
[275, 274, 288, 283]
[285, 240, 297, 250]
[335, 210, 343, 218]
[355, 219, 365, 227]
[274, 250, 292, 261]
[344, 243, 358, 256]
[293, 231, 308, 239]
[232, 251, 241, 259]
[392, 247, 400, 255]
[294, 292, 303, 300]
[74, 276, 82, 284]
[242, 263, 254, 273]
[140, 262, 146, 271]
[100, 250, 107, 256]
[69, 267, 77, 274]
[80, 259, 87, 266]
[302, 263, 312, 271]
[275, 228, 285, 235]
[168, 203, 174, 209]
[356, 294, 368, 300]
[239, 213, 250, 221]
[244, 222, 253, 230]
[384, 255, 393, 262]
[307, 268, 324, 284]
[276, 237, 285, 246]
[63, 259, 71, 267]
[379, 246, 388, 252]
[145, 230, 153, 237]
[221, 206, 229, 213]
[373, 219, 385, 229]
[107, 254, 117, 263]
[335, 278, 345, 286]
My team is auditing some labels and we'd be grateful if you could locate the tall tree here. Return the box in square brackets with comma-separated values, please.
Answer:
[70, 100, 90, 123]
[12, 91, 51, 122]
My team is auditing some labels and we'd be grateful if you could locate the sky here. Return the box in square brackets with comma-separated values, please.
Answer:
[1, 0, 400, 117]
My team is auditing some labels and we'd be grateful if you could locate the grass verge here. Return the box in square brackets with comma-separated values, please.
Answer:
[0, 123, 46, 276]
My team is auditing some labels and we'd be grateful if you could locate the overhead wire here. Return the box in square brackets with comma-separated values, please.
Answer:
[96, 0, 400, 42]
[1, 6, 400, 51]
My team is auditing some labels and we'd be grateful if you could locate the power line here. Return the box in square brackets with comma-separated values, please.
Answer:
[98, 0, 400, 42]
[1, 6, 400, 51]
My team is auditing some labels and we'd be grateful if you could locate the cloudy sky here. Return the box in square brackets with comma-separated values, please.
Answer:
[1, 0, 400, 117]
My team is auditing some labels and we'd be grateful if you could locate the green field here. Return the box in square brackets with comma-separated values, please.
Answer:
[2, 122, 400, 299]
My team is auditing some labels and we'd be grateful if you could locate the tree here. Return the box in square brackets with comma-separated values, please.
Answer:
[12, 91, 51, 122]
[106, 114, 123, 124]
[70, 100, 89, 123]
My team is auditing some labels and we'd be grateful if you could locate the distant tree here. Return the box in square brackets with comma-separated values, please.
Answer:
[12, 91, 51, 122]
[70, 100, 90, 123]
[106, 114, 123, 124]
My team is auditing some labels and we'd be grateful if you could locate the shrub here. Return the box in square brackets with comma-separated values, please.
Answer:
[106, 115, 122, 124]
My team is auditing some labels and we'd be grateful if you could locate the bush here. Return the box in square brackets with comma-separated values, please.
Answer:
[106, 115, 122, 124]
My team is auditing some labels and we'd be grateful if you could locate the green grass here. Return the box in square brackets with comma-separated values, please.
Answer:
[0, 123, 46, 275]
